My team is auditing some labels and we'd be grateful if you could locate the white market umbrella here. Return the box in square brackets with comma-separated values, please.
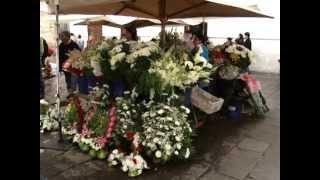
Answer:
[46, 0, 272, 46]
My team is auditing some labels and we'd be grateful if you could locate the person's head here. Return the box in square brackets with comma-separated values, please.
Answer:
[193, 33, 206, 46]
[78, 35, 81, 39]
[227, 37, 232, 42]
[112, 36, 117, 40]
[245, 32, 250, 38]
[121, 26, 137, 41]
[239, 34, 244, 39]
[60, 31, 71, 44]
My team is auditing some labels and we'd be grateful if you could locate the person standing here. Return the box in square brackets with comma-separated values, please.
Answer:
[121, 26, 138, 41]
[191, 33, 209, 61]
[235, 33, 245, 45]
[40, 37, 49, 100]
[77, 34, 84, 50]
[244, 32, 252, 50]
[59, 31, 80, 96]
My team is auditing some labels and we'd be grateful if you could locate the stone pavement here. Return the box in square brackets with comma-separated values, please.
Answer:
[40, 72, 280, 180]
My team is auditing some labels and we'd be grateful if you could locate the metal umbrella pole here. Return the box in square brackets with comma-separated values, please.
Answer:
[54, 0, 63, 143]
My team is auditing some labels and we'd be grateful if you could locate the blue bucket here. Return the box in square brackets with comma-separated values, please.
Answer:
[111, 80, 125, 98]
[228, 102, 242, 121]
[184, 88, 192, 108]
[78, 75, 89, 94]
[87, 74, 96, 91]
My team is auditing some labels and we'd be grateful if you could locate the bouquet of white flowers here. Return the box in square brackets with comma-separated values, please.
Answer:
[107, 149, 149, 177]
[113, 89, 140, 139]
[224, 44, 254, 70]
[141, 95, 193, 163]
[40, 105, 60, 133]
[140, 47, 215, 98]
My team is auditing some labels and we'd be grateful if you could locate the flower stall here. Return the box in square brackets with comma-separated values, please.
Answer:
[40, 37, 221, 177]
[40, 37, 269, 177]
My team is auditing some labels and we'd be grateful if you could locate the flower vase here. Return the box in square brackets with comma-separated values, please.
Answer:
[183, 88, 192, 108]
[78, 75, 89, 94]
[111, 80, 125, 98]
[228, 101, 242, 121]
[87, 74, 96, 91]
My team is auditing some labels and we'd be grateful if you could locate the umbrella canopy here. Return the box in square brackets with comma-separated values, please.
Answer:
[74, 17, 187, 28]
[47, 0, 272, 19]
[123, 18, 186, 28]
[46, 0, 272, 46]
[46, 0, 131, 14]
[74, 17, 122, 27]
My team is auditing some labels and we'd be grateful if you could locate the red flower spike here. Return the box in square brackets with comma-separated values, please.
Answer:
[73, 97, 85, 133]
[109, 121, 115, 129]
[126, 131, 135, 141]
[136, 145, 144, 153]
[107, 127, 113, 134]
[110, 116, 116, 123]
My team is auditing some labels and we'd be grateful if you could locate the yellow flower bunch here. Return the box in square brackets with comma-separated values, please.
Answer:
[229, 53, 240, 62]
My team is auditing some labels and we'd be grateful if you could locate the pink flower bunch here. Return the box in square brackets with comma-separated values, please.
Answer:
[81, 124, 92, 138]
[105, 106, 118, 143]
[240, 73, 261, 93]
[96, 136, 107, 147]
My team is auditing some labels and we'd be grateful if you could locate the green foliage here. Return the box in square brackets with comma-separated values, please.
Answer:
[88, 108, 109, 137]
[64, 102, 80, 126]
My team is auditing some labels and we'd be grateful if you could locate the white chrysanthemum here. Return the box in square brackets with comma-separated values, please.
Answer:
[185, 148, 190, 159]
[176, 143, 182, 150]
[153, 137, 159, 143]
[150, 112, 156, 117]
[157, 109, 165, 115]
[166, 117, 173, 121]
[40, 99, 49, 105]
[165, 144, 172, 151]
[124, 91, 130, 95]
[112, 149, 119, 154]
[155, 151, 162, 158]
[111, 160, 118, 166]
[123, 106, 129, 110]
[175, 121, 180, 126]
[121, 165, 128, 172]
[175, 136, 181, 142]
[174, 151, 179, 155]
[108, 154, 115, 161]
